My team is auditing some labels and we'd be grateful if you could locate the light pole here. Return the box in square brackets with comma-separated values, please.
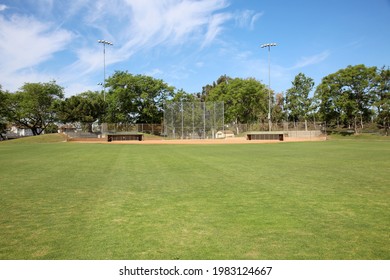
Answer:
[261, 42, 277, 131]
[98, 39, 113, 101]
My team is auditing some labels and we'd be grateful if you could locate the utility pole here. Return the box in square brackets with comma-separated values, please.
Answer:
[98, 40, 113, 101]
[261, 43, 277, 131]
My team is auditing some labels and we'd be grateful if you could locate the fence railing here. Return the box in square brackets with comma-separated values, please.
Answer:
[61, 121, 328, 139]
[102, 123, 163, 135]
[226, 122, 327, 135]
[61, 120, 390, 139]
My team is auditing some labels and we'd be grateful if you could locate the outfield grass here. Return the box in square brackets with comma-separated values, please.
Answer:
[0, 135, 389, 259]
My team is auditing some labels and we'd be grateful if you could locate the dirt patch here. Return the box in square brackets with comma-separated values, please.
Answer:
[68, 136, 327, 144]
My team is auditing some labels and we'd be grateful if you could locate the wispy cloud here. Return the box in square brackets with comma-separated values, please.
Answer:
[71, 0, 232, 74]
[124, 0, 230, 48]
[0, 14, 74, 90]
[235, 10, 263, 30]
[0, 0, 255, 94]
[290, 50, 330, 69]
[144, 68, 163, 77]
[201, 12, 232, 48]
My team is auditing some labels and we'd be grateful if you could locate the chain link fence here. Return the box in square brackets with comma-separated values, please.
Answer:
[228, 121, 326, 135]
[60, 119, 390, 140]
[163, 101, 225, 139]
[60, 120, 327, 139]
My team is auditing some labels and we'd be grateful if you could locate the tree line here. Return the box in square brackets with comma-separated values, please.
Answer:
[0, 64, 389, 138]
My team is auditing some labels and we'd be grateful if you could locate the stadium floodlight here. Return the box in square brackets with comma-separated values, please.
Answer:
[261, 42, 277, 131]
[98, 40, 113, 101]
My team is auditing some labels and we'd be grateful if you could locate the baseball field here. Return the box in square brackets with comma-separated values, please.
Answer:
[0, 134, 389, 259]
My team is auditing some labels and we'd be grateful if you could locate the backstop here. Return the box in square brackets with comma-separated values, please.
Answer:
[163, 102, 224, 139]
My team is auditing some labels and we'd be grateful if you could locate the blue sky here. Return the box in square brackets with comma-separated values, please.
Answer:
[1, 0, 389, 97]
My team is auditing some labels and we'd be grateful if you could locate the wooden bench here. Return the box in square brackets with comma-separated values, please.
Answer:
[247, 132, 285, 141]
[107, 133, 143, 142]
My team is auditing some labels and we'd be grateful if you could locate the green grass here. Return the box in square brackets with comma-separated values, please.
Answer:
[328, 133, 390, 141]
[0, 135, 389, 259]
[3, 133, 68, 144]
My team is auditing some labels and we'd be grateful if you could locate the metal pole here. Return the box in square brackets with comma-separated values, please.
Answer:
[181, 102, 184, 139]
[213, 102, 216, 139]
[203, 102, 206, 139]
[192, 103, 195, 139]
[222, 102, 225, 135]
[267, 46, 271, 131]
[98, 40, 113, 101]
[261, 43, 277, 131]
[103, 43, 106, 97]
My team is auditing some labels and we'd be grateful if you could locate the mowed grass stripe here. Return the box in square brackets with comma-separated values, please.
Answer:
[0, 140, 389, 259]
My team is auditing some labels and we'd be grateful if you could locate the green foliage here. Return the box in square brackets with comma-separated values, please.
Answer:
[206, 76, 268, 123]
[373, 67, 390, 135]
[272, 93, 286, 123]
[285, 73, 314, 123]
[0, 85, 5, 114]
[1, 63, 389, 134]
[171, 89, 197, 102]
[0, 86, 7, 139]
[105, 71, 174, 123]
[55, 91, 106, 132]
[315, 65, 379, 133]
[3, 81, 64, 135]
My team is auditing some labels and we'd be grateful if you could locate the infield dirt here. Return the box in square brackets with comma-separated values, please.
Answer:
[68, 136, 327, 144]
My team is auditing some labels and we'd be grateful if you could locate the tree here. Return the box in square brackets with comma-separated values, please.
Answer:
[105, 71, 174, 123]
[4, 81, 64, 135]
[206, 76, 268, 124]
[285, 73, 314, 130]
[314, 65, 377, 133]
[314, 75, 340, 125]
[171, 89, 198, 103]
[0, 86, 8, 140]
[374, 66, 390, 135]
[55, 91, 106, 132]
[272, 92, 286, 124]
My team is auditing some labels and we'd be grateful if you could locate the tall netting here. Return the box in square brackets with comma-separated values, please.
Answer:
[163, 102, 224, 139]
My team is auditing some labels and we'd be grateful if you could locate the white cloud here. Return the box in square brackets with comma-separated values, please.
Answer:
[0, 14, 74, 91]
[290, 50, 330, 69]
[0, 0, 236, 94]
[202, 13, 232, 48]
[1, 64, 60, 93]
[72, 0, 232, 75]
[0, 15, 73, 71]
[235, 10, 263, 30]
[123, 0, 230, 48]
[62, 82, 100, 97]
[144, 68, 163, 77]
[250, 12, 263, 29]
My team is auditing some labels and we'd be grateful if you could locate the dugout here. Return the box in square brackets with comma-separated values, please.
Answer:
[246, 132, 285, 141]
[107, 133, 143, 142]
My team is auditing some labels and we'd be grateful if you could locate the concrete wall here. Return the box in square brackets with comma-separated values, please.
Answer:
[286, 130, 322, 138]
